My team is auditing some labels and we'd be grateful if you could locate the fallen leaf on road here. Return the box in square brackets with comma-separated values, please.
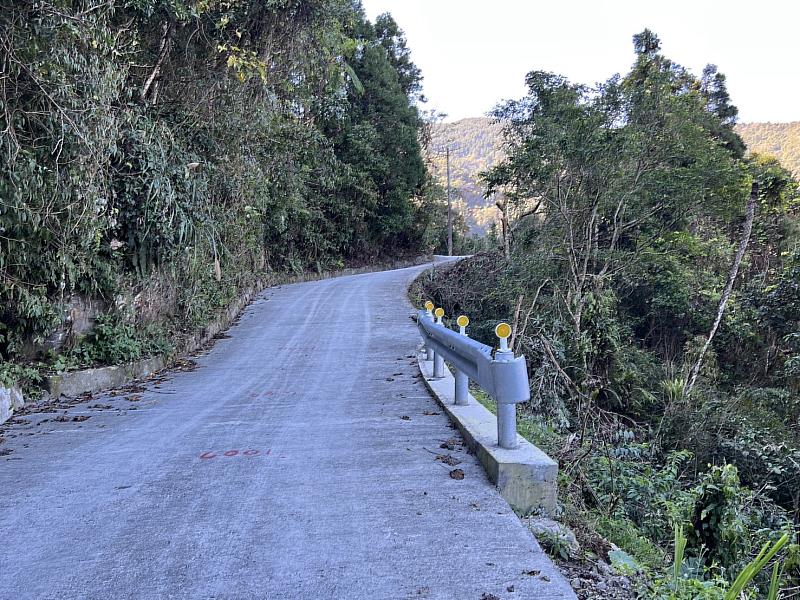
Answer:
[72, 415, 90, 422]
[439, 438, 459, 450]
[449, 468, 464, 480]
[126, 395, 141, 402]
[435, 454, 461, 466]
[523, 570, 540, 577]
[400, 415, 411, 420]
[174, 359, 197, 371]
[423, 410, 440, 416]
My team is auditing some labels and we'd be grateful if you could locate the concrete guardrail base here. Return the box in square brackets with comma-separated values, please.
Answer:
[417, 349, 558, 516]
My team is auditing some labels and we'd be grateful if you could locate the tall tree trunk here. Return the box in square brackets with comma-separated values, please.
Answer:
[141, 21, 174, 104]
[684, 182, 758, 398]
[496, 195, 510, 259]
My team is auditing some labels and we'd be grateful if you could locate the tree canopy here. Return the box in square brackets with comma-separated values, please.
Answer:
[0, 0, 434, 361]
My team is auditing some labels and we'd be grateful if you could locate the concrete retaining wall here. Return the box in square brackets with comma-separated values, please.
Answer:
[0, 385, 25, 425]
[44, 357, 166, 399]
[30, 255, 433, 404]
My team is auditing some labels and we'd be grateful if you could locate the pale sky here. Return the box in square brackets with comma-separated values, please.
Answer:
[361, 0, 800, 123]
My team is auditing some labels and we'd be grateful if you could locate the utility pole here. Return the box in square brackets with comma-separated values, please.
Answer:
[446, 146, 453, 256]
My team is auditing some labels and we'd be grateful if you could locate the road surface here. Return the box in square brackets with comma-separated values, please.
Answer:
[0, 261, 574, 599]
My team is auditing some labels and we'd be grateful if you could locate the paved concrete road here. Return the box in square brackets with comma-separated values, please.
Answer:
[0, 261, 574, 599]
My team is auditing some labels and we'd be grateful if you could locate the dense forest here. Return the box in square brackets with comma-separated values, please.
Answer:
[421, 30, 800, 598]
[0, 0, 446, 383]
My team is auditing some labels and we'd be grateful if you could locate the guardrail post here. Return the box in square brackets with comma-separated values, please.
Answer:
[417, 310, 528, 450]
[454, 315, 470, 405]
[424, 301, 434, 360]
[494, 323, 518, 450]
[433, 307, 445, 378]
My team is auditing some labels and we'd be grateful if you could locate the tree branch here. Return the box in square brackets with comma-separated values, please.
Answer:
[684, 182, 758, 398]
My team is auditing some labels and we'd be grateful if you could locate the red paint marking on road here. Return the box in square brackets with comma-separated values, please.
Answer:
[199, 448, 272, 459]
[244, 390, 300, 401]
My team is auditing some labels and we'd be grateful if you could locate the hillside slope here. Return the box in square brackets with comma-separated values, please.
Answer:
[431, 118, 800, 231]
[428, 118, 505, 231]
[736, 122, 800, 176]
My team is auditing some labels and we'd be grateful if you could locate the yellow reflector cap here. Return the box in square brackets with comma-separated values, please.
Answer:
[434, 307, 445, 318]
[424, 300, 434, 310]
[456, 315, 469, 328]
[495, 322, 511, 339]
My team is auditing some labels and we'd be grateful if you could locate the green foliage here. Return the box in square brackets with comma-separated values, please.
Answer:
[416, 28, 800, 597]
[646, 526, 791, 599]
[48, 315, 172, 371]
[596, 516, 666, 570]
[0, 0, 431, 365]
[0, 361, 42, 399]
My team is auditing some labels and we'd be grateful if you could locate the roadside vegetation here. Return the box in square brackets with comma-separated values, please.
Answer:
[418, 31, 800, 598]
[1, 0, 450, 388]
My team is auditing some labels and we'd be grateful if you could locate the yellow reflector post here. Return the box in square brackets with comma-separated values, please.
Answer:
[456, 315, 469, 328]
[495, 322, 512, 339]
[424, 300, 434, 311]
[434, 307, 445, 318]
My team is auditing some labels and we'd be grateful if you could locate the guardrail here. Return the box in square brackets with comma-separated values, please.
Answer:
[416, 302, 530, 449]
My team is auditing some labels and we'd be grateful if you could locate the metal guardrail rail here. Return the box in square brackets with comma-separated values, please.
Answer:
[417, 303, 530, 449]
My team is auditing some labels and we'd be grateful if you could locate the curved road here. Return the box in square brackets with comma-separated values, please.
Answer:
[0, 261, 573, 599]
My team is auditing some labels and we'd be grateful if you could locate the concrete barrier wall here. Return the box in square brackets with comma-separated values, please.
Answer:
[0, 385, 25, 425]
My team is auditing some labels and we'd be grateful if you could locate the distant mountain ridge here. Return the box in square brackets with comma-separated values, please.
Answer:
[427, 118, 505, 231]
[735, 122, 800, 176]
[430, 118, 800, 231]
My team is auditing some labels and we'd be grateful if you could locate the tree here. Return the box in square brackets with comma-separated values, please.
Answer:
[483, 31, 748, 408]
[0, 0, 428, 359]
[373, 13, 424, 103]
